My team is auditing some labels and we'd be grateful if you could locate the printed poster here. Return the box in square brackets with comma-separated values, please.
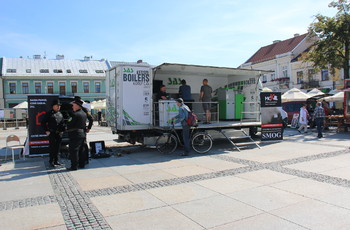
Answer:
[28, 95, 58, 155]
[260, 92, 283, 141]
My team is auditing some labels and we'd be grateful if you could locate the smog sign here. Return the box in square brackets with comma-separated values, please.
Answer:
[260, 92, 283, 141]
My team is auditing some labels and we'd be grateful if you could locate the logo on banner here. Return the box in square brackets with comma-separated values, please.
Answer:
[265, 93, 278, 102]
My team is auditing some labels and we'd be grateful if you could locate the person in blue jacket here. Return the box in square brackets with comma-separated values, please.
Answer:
[172, 98, 191, 156]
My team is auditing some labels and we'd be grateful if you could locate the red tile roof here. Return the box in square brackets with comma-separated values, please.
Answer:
[244, 33, 308, 64]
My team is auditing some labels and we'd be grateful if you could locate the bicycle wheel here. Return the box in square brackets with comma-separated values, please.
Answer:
[156, 133, 178, 154]
[192, 132, 213, 154]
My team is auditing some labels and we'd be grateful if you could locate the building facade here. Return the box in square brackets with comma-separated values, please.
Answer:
[0, 55, 111, 108]
[239, 33, 343, 93]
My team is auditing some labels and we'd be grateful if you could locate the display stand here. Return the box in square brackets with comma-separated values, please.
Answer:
[290, 113, 299, 128]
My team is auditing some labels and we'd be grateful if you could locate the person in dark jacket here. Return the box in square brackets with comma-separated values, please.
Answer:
[41, 99, 65, 167]
[179, 80, 193, 110]
[66, 99, 88, 171]
[74, 96, 93, 165]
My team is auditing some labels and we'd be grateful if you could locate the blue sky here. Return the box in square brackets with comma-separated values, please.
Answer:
[0, 0, 337, 67]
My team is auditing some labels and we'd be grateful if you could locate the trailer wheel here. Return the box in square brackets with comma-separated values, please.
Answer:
[192, 132, 213, 154]
[156, 133, 178, 154]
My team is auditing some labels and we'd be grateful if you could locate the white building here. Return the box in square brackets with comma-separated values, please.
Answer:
[239, 33, 340, 93]
[0, 55, 111, 108]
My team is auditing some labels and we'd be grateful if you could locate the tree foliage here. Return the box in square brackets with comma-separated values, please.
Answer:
[305, 0, 350, 79]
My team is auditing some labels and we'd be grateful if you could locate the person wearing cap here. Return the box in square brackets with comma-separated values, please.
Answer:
[313, 101, 325, 138]
[66, 99, 88, 170]
[172, 98, 191, 156]
[41, 99, 65, 167]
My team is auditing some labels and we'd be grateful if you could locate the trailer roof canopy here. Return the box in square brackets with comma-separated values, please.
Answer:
[153, 63, 270, 78]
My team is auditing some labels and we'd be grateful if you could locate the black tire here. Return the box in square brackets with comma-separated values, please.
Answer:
[192, 132, 213, 154]
[156, 133, 178, 154]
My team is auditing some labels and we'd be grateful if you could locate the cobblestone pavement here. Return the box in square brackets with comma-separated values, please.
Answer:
[1, 126, 350, 229]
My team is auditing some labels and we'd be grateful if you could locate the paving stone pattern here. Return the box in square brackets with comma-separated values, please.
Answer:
[46, 165, 112, 230]
[1, 148, 350, 229]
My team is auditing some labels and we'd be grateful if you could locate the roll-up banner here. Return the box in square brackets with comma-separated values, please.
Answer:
[260, 92, 283, 141]
[28, 95, 58, 155]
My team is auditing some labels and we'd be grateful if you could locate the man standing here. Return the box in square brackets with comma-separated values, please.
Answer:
[67, 98, 87, 171]
[74, 96, 93, 165]
[172, 98, 191, 156]
[97, 109, 102, 125]
[200, 79, 212, 124]
[41, 99, 65, 167]
[179, 80, 193, 110]
[313, 102, 325, 138]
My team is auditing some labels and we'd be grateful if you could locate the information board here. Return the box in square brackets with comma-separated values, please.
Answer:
[260, 92, 283, 141]
[28, 95, 58, 155]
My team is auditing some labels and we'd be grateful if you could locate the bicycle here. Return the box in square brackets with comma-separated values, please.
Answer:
[155, 123, 213, 154]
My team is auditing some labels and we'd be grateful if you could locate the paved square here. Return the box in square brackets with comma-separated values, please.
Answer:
[1, 126, 350, 229]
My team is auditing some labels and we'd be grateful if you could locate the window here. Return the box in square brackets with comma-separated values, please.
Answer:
[40, 69, 49, 73]
[66, 69, 72, 73]
[95, 82, 101, 93]
[83, 82, 89, 93]
[47, 82, 54, 94]
[321, 69, 329, 81]
[71, 82, 77, 93]
[79, 69, 88, 73]
[95, 70, 104, 73]
[22, 82, 29, 94]
[59, 82, 66, 95]
[297, 71, 303, 84]
[282, 66, 288, 78]
[53, 69, 63, 73]
[35, 82, 42, 94]
[6, 69, 16, 73]
[271, 73, 275, 81]
[262, 75, 267, 83]
[9, 82, 16, 94]
[26, 69, 31, 73]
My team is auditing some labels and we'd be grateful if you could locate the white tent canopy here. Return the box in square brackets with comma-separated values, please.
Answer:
[13, 101, 28, 109]
[91, 99, 106, 109]
[322, 91, 344, 102]
[307, 88, 324, 97]
[262, 87, 273, 92]
[282, 88, 310, 102]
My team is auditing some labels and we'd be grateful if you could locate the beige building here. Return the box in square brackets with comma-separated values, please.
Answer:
[240, 33, 343, 93]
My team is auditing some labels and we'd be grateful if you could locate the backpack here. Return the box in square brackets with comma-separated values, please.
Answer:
[186, 110, 198, 127]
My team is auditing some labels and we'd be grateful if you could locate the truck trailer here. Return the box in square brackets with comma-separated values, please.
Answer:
[106, 62, 265, 148]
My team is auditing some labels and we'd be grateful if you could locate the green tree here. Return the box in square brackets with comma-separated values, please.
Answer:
[305, 0, 350, 80]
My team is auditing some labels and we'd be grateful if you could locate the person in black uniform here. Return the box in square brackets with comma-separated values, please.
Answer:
[74, 96, 93, 165]
[66, 98, 87, 171]
[41, 99, 65, 167]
